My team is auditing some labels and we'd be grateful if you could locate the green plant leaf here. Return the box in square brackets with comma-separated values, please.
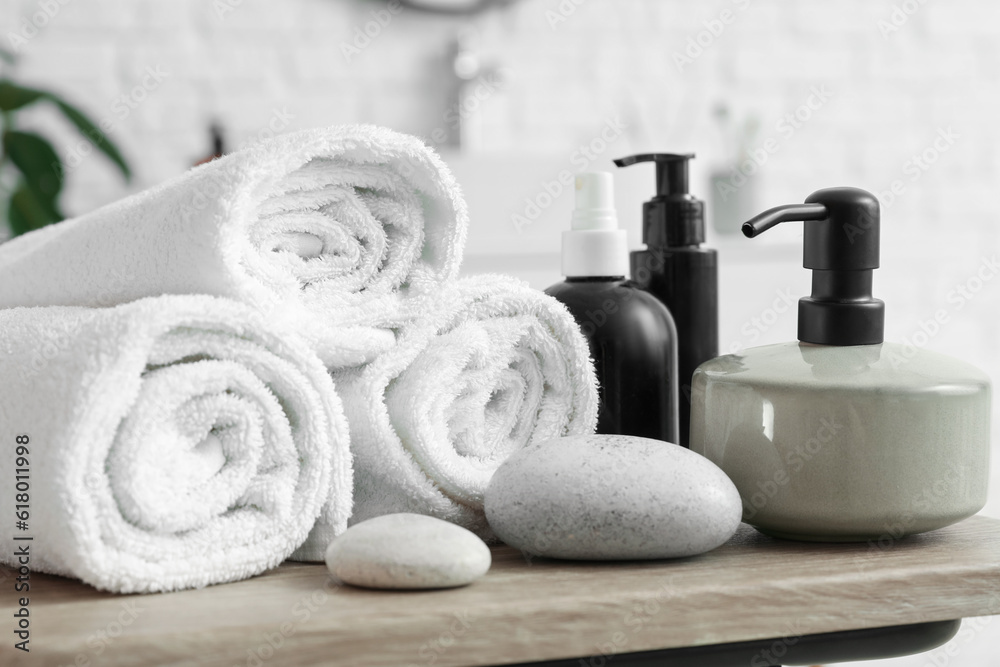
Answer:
[6, 194, 30, 237]
[0, 80, 47, 111]
[4, 130, 63, 211]
[7, 183, 60, 237]
[50, 98, 131, 181]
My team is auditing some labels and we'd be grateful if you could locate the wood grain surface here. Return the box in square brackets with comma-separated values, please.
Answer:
[3, 515, 1000, 667]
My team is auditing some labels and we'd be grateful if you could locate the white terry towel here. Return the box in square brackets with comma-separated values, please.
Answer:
[0, 295, 351, 593]
[324, 274, 598, 544]
[0, 124, 468, 369]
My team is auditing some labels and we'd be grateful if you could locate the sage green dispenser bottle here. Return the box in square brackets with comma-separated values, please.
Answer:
[690, 187, 991, 542]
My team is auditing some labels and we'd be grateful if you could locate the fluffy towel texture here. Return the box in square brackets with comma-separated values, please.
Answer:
[0, 125, 468, 369]
[0, 295, 351, 593]
[319, 274, 598, 545]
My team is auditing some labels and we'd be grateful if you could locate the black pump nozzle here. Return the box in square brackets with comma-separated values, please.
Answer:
[614, 153, 692, 197]
[741, 203, 828, 237]
[742, 187, 884, 346]
[613, 153, 704, 247]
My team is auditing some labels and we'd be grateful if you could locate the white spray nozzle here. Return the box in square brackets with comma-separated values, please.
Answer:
[572, 172, 617, 231]
[561, 172, 629, 278]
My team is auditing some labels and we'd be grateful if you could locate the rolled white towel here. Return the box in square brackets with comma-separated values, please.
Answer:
[0, 124, 468, 369]
[314, 274, 598, 546]
[0, 295, 351, 593]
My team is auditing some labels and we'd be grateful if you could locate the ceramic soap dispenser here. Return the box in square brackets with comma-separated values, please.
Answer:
[690, 187, 991, 542]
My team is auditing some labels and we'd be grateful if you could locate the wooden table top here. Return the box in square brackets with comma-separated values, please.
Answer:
[3, 515, 1000, 667]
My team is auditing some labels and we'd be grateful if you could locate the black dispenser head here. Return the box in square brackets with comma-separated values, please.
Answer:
[613, 153, 704, 247]
[741, 187, 884, 346]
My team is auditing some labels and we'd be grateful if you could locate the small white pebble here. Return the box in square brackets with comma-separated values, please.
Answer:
[325, 513, 491, 589]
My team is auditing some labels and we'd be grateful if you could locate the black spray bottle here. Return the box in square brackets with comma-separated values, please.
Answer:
[545, 172, 679, 443]
[613, 153, 717, 447]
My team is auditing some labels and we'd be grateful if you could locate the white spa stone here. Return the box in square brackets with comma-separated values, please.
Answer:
[484, 434, 742, 560]
[324, 513, 491, 589]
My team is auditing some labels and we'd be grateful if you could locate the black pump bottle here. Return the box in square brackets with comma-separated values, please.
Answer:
[614, 153, 717, 447]
[545, 172, 679, 443]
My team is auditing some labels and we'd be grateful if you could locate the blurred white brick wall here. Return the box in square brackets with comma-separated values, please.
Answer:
[4, 1, 1000, 664]
[6, 0, 999, 514]
[5, 0, 997, 223]
[5, 1, 998, 493]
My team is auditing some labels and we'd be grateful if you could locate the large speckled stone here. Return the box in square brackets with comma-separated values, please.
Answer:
[325, 513, 491, 589]
[484, 435, 741, 560]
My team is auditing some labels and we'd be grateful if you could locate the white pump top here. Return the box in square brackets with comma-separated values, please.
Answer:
[561, 172, 629, 278]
